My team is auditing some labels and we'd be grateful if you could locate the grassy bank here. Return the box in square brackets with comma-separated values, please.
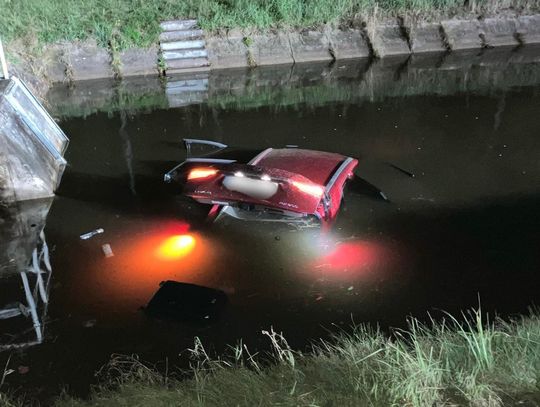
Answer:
[1, 0, 539, 51]
[3, 309, 538, 406]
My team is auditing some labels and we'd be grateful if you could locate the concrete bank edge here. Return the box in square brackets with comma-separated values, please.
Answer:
[12, 14, 540, 85]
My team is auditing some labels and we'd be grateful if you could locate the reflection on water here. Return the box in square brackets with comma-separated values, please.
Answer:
[77, 220, 225, 304]
[2, 48, 540, 399]
[0, 199, 54, 350]
[47, 46, 540, 119]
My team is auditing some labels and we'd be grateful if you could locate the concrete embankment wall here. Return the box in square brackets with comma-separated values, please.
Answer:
[46, 45, 540, 118]
[36, 14, 540, 83]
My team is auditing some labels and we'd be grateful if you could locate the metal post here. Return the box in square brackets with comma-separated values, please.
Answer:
[20, 271, 43, 343]
[0, 37, 9, 80]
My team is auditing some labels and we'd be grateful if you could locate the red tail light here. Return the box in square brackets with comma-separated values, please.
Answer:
[187, 168, 218, 180]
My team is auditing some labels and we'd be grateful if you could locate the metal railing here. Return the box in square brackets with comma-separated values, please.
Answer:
[0, 231, 53, 350]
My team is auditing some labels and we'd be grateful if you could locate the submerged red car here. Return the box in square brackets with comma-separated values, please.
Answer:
[165, 139, 358, 225]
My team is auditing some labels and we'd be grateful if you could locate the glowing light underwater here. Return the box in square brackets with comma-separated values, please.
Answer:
[156, 234, 196, 260]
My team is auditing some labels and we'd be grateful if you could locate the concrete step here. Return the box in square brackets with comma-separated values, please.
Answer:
[163, 49, 208, 60]
[161, 19, 198, 32]
[166, 57, 210, 70]
[160, 30, 204, 42]
[161, 40, 206, 51]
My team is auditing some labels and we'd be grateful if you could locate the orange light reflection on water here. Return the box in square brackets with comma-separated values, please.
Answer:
[96, 221, 222, 300]
[156, 235, 196, 260]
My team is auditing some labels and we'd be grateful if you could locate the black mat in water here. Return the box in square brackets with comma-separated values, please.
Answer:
[145, 281, 227, 322]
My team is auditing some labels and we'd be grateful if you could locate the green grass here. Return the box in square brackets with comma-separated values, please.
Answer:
[1, 0, 539, 51]
[8, 309, 536, 406]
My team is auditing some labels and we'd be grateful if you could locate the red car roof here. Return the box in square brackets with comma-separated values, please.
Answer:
[252, 148, 347, 186]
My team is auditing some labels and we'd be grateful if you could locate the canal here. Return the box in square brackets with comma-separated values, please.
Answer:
[2, 47, 540, 400]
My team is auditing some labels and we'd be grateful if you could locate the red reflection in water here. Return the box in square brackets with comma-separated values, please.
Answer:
[313, 240, 389, 279]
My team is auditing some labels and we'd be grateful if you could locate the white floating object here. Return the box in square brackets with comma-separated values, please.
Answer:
[102, 243, 114, 258]
[80, 228, 104, 240]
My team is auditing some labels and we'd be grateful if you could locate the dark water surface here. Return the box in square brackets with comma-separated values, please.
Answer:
[3, 48, 540, 399]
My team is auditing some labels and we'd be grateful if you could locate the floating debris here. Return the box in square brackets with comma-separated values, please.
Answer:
[80, 228, 104, 240]
[83, 319, 97, 328]
[101, 243, 114, 258]
[17, 366, 30, 375]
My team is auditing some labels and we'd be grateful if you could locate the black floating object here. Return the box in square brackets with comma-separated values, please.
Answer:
[348, 175, 390, 203]
[387, 163, 415, 178]
[145, 281, 227, 322]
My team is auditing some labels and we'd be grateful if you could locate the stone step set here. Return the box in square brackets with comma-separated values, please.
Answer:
[159, 19, 210, 75]
[37, 14, 540, 83]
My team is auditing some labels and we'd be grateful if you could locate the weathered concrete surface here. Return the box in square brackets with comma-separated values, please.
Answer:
[250, 32, 294, 66]
[441, 19, 482, 50]
[287, 30, 333, 63]
[480, 18, 519, 47]
[63, 41, 113, 81]
[161, 19, 197, 32]
[41, 45, 67, 83]
[0, 78, 68, 203]
[517, 15, 540, 44]
[118, 47, 158, 77]
[9, 65, 50, 102]
[328, 29, 370, 59]
[163, 49, 208, 60]
[161, 40, 205, 51]
[160, 29, 204, 42]
[410, 22, 446, 53]
[207, 31, 248, 69]
[166, 58, 210, 72]
[371, 23, 410, 57]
